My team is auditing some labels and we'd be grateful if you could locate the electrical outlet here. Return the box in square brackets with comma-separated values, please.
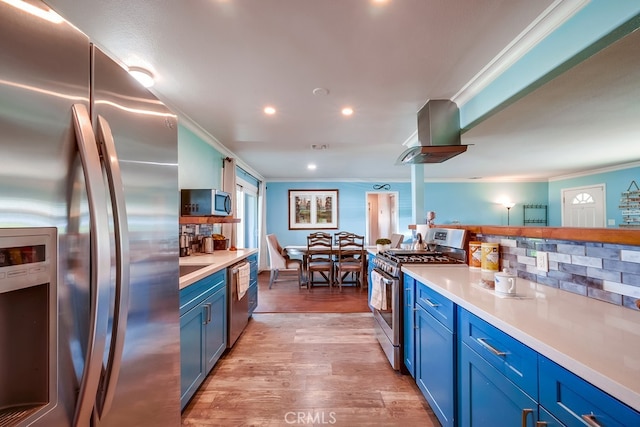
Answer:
[536, 251, 549, 272]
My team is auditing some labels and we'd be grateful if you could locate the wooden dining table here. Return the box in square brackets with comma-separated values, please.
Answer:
[284, 245, 371, 287]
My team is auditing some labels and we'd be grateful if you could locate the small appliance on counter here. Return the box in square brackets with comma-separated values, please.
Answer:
[180, 189, 232, 216]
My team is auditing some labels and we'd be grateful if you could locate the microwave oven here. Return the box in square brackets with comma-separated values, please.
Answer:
[180, 189, 232, 216]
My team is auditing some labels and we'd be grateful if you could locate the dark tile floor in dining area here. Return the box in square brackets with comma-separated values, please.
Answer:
[181, 272, 440, 426]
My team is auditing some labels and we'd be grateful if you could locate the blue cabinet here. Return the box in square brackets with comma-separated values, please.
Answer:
[367, 252, 375, 304]
[247, 253, 258, 315]
[415, 280, 456, 427]
[539, 356, 640, 427]
[179, 298, 206, 410]
[459, 341, 538, 427]
[203, 287, 226, 373]
[458, 309, 538, 400]
[458, 308, 539, 426]
[179, 269, 227, 410]
[416, 305, 456, 427]
[403, 274, 415, 377]
[406, 281, 639, 426]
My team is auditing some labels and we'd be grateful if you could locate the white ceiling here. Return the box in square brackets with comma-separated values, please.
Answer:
[44, 0, 640, 182]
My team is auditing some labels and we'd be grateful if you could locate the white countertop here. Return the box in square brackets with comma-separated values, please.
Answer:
[179, 249, 258, 289]
[402, 265, 640, 411]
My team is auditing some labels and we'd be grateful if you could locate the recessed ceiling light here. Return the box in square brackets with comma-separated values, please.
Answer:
[312, 87, 330, 96]
[341, 107, 354, 116]
[128, 67, 155, 88]
[307, 164, 317, 170]
[264, 106, 276, 115]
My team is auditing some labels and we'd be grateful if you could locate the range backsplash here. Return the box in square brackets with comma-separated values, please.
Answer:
[475, 234, 640, 311]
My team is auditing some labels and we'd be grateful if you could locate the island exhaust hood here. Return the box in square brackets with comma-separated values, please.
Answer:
[397, 99, 468, 164]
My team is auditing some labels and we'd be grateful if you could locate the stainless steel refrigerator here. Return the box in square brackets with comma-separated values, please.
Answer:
[0, 1, 180, 426]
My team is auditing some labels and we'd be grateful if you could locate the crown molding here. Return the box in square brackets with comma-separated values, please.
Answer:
[452, 0, 589, 107]
[549, 161, 640, 182]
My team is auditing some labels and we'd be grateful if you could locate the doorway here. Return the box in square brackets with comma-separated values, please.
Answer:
[366, 192, 399, 246]
[561, 184, 605, 227]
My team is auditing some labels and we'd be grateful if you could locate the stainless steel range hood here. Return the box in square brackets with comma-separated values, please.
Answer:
[397, 99, 468, 164]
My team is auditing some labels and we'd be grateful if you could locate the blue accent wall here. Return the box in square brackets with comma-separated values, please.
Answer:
[178, 124, 224, 189]
[548, 165, 640, 226]
[266, 181, 549, 246]
[424, 182, 548, 226]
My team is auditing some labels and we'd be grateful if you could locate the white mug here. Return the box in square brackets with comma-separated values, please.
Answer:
[494, 272, 517, 296]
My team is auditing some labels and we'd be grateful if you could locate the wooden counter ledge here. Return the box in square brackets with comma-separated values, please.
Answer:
[409, 225, 640, 246]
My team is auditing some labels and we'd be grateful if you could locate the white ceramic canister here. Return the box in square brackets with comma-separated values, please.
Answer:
[481, 242, 500, 272]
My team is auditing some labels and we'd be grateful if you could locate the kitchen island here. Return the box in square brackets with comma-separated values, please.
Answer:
[403, 265, 640, 414]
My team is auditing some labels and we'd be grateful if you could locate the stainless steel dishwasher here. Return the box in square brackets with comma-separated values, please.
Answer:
[227, 260, 250, 347]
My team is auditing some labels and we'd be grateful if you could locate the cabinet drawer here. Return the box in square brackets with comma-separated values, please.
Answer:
[459, 308, 538, 400]
[180, 269, 226, 315]
[539, 356, 640, 427]
[416, 280, 455, 331]
[459, 342, 538, 427]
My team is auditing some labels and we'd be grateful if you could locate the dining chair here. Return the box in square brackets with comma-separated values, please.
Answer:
[390, 233, 404, 248]
[309, 231, 331, 240]
[334, 233, 365, 290]
[306, 233, 334, 289]
[266, 234, 303, 288]
[333, 231, 354, 245]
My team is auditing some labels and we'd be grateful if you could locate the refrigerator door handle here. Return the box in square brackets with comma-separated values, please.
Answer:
[71, 104, 112, 427]
[94, 115, 131, 420]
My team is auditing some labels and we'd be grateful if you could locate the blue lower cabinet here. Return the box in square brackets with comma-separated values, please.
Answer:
[179, 270, 227, 410]
[539, 406, 564, 426]
[539, 356, 640, 427]
[203, 287, 227, 373]
[416, 305, 455, 427]
[247, 283, 258, 315]
[367, 253, 375, 304]
[180, 301, 206, 409]
[459, 342, 538, 427]
[248, 253, 258, 315]
[403, 274, 415, 377]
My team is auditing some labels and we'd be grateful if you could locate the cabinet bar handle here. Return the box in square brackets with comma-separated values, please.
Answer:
[581, 414, 602, 427]
[203, 304, 210, 325]
[420, 297, 440, 307]
[477, 337, 507, 356]
[521, 408, 533, 427]
[206, 303, 212, 323]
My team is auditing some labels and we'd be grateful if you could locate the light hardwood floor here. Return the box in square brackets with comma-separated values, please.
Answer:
[182, 312, 439, 426]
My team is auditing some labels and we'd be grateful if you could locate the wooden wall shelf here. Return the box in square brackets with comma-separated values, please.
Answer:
[180, 216, 241, 224]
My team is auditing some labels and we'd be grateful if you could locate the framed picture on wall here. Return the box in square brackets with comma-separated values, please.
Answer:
[288, 189, 339, 229]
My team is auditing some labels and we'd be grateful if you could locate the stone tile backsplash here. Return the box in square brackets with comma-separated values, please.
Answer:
[476, 234, 640, 311]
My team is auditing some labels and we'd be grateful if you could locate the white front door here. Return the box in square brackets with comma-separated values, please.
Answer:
[562, 184, 605, 227]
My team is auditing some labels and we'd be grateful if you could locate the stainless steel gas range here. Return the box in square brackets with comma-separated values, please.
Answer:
[370, 228, 467, 371]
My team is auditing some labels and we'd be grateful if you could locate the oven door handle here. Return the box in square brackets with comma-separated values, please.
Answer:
[373, 267, 395, 285]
